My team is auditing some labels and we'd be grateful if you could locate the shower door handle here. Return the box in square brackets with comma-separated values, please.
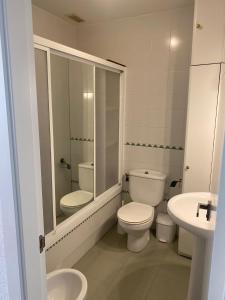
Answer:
[60, 158, 71, 170]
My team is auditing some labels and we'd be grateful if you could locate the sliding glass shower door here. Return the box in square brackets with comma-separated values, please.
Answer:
[35, 48, 54, 234]
[95, 68, 120, 196]
[35, 43, 123, 233]
[50, 53, 94, 224]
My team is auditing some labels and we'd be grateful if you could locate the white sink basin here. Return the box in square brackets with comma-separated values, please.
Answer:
[168, 192, 217, 300]
[168, 192, 217, 239]
[47, 269, 87, 300]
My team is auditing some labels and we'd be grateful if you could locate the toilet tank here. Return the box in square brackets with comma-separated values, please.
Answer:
[78, 162, 94, 193]
[129, 169, 166, 207]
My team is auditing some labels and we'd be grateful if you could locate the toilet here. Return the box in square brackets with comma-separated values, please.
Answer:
[117, 169, 166, 252]
[60, 162, 94, 216]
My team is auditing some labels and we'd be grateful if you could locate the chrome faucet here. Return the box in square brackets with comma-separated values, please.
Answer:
[196, 200, 216, 221]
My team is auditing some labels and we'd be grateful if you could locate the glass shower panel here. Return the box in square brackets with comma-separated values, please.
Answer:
[50, 53, 94, 225]
[35, 44, 122, 232]
[35, 49, 54, 234]
[95, 68, 120, 196]
[69, 60, 94, 193]
[50, 54, 71, 220]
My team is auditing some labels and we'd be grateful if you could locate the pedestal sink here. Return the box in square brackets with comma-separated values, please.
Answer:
[168, 192, 217, 300]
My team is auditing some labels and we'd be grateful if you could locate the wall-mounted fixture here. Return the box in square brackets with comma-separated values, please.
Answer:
[60, 158, 71, 170]
[170, 179, 182, 188]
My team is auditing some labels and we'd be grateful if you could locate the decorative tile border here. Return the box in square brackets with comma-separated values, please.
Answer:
[125, 142, 184, 151]
[71, 137, 94, 142]
[46, 196, 116, 252]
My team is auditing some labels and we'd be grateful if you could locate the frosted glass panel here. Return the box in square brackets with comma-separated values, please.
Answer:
[95, 68, 120, 196]
[35, 49, 54, 234]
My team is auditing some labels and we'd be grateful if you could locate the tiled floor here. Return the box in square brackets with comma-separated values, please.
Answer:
[74, 226, 191, 300]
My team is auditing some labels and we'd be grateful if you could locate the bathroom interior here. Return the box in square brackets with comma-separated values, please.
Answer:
[31, 0, 225, 299]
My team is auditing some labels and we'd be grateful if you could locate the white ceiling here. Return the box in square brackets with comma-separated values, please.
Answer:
[32, 0, 194, 23]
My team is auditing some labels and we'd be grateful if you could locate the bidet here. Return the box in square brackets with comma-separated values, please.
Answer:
[47, 268, 87, 300]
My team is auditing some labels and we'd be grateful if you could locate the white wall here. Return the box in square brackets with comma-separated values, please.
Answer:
[32, 5, 77, 48]
[76, 6, 194, 199]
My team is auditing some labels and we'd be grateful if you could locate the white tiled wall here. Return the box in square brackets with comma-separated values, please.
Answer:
[76, 6, 194, 199]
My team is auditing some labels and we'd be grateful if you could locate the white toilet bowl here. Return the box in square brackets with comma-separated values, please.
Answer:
[117, 202, 154, 252]
[118, 169, 166, 252]
[60, 190, 93, 216]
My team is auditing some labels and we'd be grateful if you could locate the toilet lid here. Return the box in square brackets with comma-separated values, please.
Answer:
[60, 190, 93, 208]
[117, 202, 154, 224]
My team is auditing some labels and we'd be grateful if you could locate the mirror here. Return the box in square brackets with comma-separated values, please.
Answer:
[50, 54, 94, 225]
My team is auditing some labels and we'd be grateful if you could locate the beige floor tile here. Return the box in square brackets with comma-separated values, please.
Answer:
[84, 270, 122, 300]
[111, 262, 159, 300]
[94, 230, 129, 261]
[74, 226, 191, 300]
[145, 264, 190, 300]
[75, 248, 124, 281]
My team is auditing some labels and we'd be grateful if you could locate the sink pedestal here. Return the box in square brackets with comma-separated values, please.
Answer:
[188, 237, 213, 300]
[167, 192, 216, 300]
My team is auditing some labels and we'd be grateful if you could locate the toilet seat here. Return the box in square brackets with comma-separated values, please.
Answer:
[117, 202, 154, 225]
[60, 190, 93, 208]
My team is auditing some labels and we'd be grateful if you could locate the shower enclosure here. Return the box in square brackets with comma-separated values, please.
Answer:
[34, 36, 125, 237]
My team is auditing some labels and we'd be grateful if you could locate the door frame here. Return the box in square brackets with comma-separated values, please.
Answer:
[0, 0, 46, 299]
[208, 64, 225, 299]
[208, 141, 225, 299]
[2, 0, 225, 299]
